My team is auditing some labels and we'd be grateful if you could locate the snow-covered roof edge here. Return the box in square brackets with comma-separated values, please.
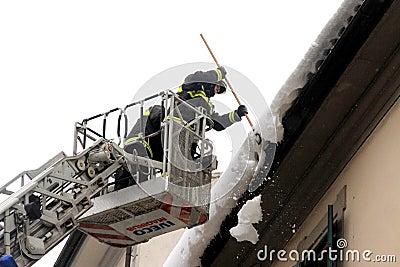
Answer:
[272, 0, 364, 141]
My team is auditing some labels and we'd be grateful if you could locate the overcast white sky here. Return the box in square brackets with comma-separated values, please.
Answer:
[0, 1, 343, 266]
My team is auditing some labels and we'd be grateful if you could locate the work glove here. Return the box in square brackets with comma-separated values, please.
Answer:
[217, 66, 227, 79]
[236, 105, 248, 118]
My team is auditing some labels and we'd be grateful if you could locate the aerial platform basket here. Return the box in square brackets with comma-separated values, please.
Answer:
[77, 90, 217, 247]
[0, 90, 216, 266]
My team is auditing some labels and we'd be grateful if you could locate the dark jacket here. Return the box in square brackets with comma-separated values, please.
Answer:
[124, 105, 164, 162]
[123, 69, 241, 161]
[177, 69, 241, 131]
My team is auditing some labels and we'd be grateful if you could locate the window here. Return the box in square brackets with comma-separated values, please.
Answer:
[294, 186, 346, 267]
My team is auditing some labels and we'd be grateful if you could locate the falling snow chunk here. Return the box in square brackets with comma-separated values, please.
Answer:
[229, 195, 262, 244]
[237, 195, 263, 224]
[229, 224, 259, 245]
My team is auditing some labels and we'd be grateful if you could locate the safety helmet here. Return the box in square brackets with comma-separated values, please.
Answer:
[203, 81, 227, 98]
[216, 80, 227, 94]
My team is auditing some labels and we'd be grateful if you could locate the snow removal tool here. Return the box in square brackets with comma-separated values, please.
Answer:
[200, 33, 264, 161]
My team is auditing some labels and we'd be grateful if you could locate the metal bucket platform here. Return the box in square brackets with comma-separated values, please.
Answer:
[78, 90, 216, 247]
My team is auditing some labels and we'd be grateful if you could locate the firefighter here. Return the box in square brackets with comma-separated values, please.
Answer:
[116, 105, 164, 187]
[176, 66, 248, 131]
[174, 67, 248, 164]
[124, 105, 164, 162]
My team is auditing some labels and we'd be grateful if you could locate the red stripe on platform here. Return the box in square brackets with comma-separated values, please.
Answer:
[199, 213, 207, 224]
[91, 232, 133, 241]
[161, 193, 173, 213]
[79, 223, 114, 230]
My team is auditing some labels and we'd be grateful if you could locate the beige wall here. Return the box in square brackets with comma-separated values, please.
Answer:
[132, 229, 184, 267]
[72, 236, 116, 267]
[70, 229, 184, 267]
[272, 99, 400, 266]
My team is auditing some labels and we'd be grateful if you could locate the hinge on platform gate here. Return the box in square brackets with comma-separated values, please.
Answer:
[12, 204, 26, 216]
[12, 204, 26, 227]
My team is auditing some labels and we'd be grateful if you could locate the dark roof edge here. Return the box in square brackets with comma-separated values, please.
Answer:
[201, 0, 395, 265]
[280, 0, 394, 158]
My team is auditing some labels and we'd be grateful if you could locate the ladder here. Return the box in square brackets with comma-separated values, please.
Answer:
[0, 138, 126, 266]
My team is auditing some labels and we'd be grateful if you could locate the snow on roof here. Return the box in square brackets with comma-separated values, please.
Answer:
[164, 1, 364, 266]
[271, 0, 364, 141]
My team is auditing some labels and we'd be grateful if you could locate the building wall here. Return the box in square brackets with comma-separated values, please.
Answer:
[131, 229, 184, 267]
[71, 236, 118, 267]
[69, 227, 184, 267]
[272, 98, 400, 266]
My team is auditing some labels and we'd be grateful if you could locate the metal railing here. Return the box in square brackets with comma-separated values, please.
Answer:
[74, 90, 215, 190]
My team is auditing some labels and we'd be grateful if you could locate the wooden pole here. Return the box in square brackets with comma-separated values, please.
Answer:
[200, 33, 254, 129]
